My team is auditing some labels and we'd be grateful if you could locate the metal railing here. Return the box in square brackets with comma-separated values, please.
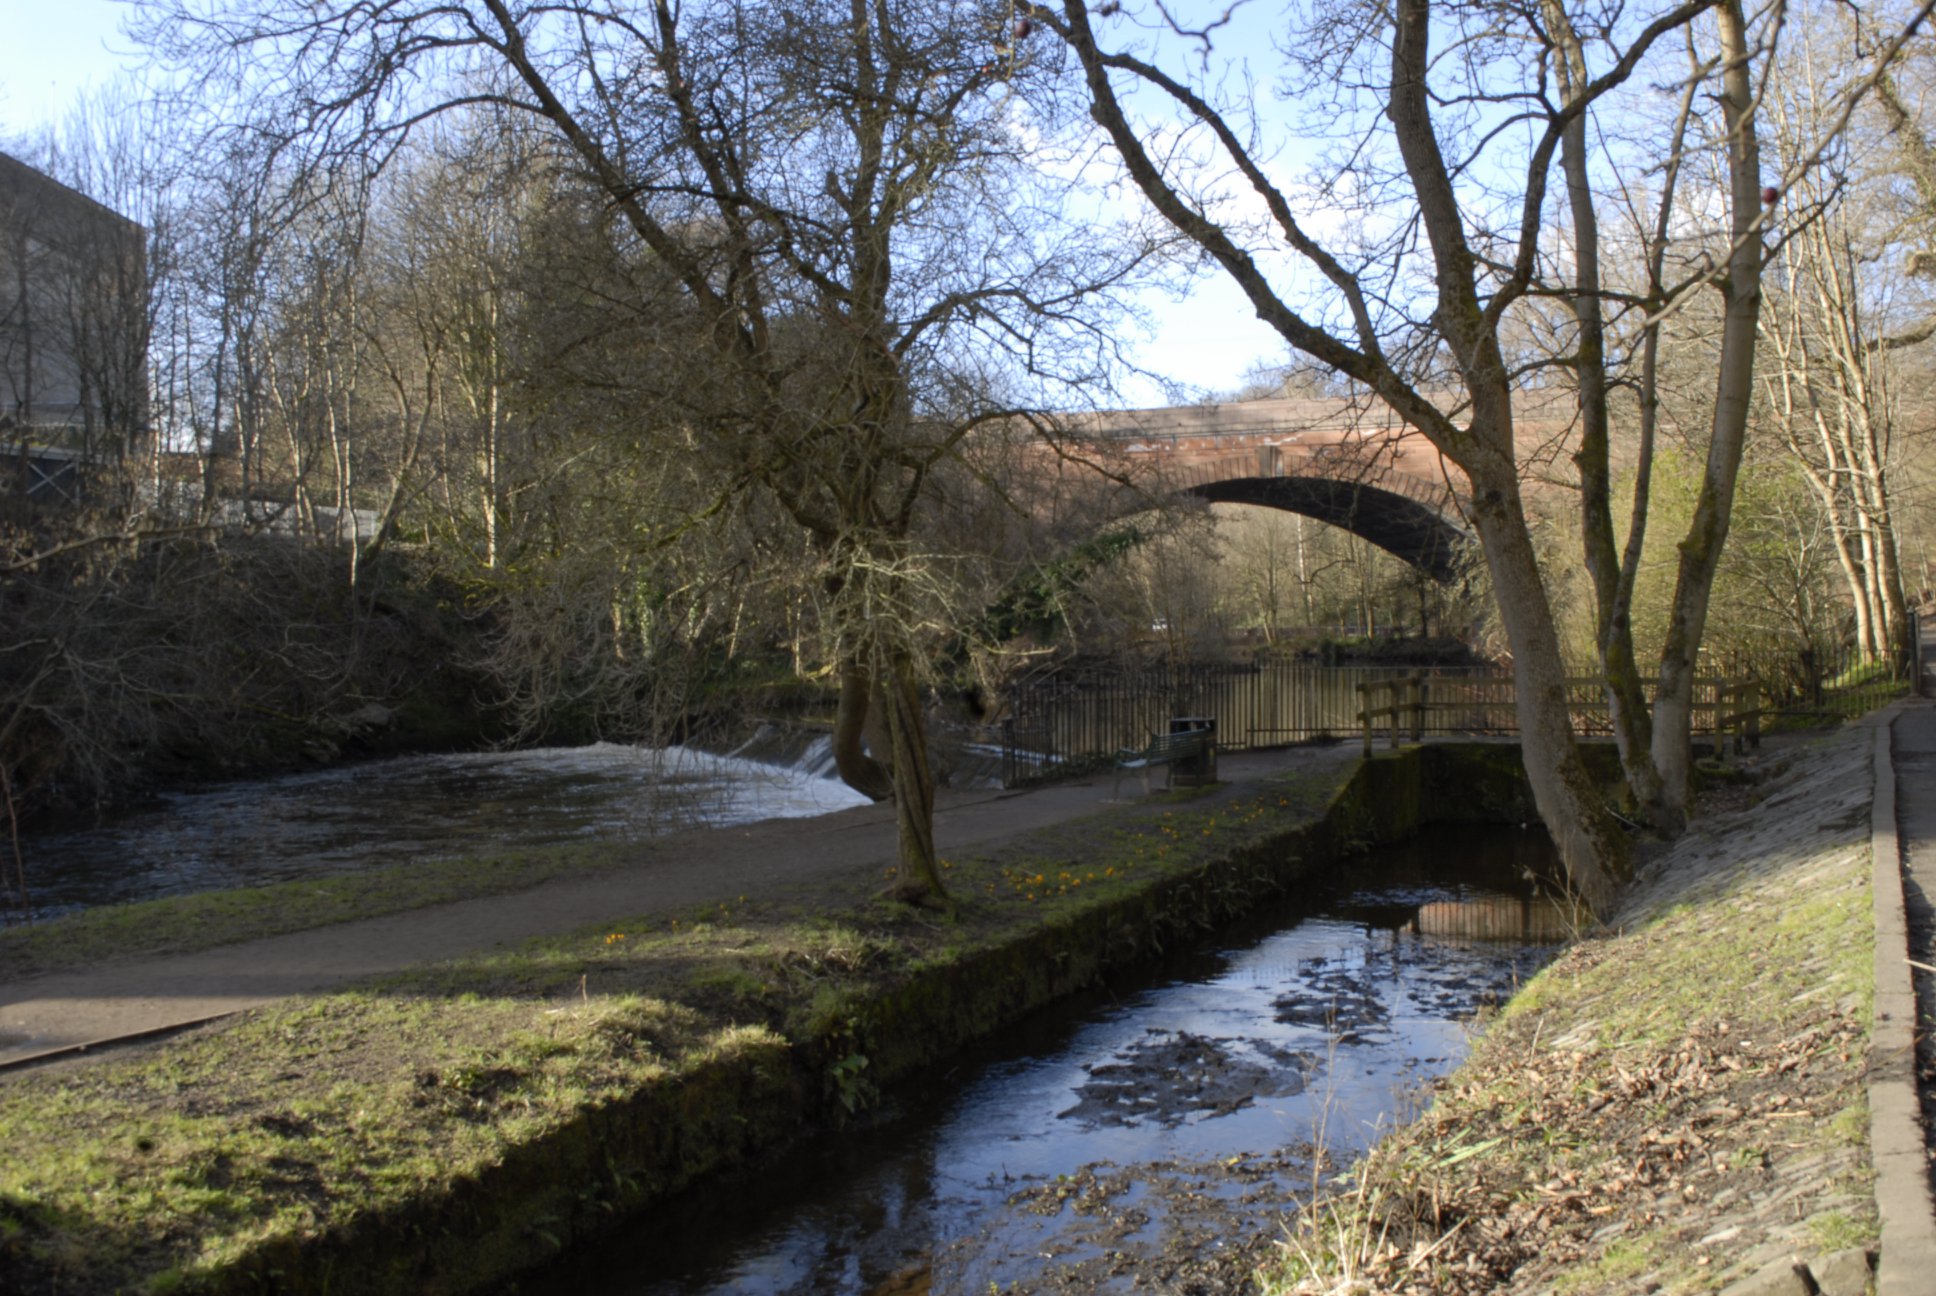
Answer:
[1713, 642, 1912, 725]
[1355, 674, 1760, 757]
[997, 658, 1782, 787]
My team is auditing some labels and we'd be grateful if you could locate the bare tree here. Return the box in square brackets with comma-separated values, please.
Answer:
[134, 0, 1155, 903]
[1752, 13, 1936, 669]
[1762, 198, 1917, 664]
[1044, 0, 1762, 909]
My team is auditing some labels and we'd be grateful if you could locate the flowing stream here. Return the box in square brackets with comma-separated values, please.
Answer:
[14, 729, 1567, 1292]
[11, 729, 878, 919]
[524, 827, 1569, 1296]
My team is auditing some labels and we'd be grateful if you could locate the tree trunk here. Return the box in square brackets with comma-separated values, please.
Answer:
[832, 660, 894, 801]
[1468, 457, 1628, 916]
[1876, 512, 1913, 666]
[1390, 0, 1624, 912]
[876, 649, 946, 904]
[1652, 0, 1763, 825]
[1548, 0, 1671, 831]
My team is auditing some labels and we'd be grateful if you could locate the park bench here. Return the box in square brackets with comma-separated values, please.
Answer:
[1112, 727, 1215, 798]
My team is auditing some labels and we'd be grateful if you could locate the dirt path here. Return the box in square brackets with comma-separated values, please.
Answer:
[0, 746, 1358, 1072]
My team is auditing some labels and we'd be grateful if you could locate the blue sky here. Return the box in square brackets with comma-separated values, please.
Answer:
[0, 0, 1290, 403]
[0, 0, 134, 142]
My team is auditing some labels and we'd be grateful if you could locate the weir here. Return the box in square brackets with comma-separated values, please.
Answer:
[0, 737, 1586, 1294]
[8, 736, 873, 919]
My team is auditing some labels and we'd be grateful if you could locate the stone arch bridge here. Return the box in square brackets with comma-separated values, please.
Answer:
[1049, 395, 1565, 581]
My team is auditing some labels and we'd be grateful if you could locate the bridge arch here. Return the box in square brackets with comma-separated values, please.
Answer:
[1184, 474, 1469, 581]
[1066, 398, 1475, 581]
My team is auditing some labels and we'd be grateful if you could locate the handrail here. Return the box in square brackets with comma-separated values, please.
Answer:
[1356, 674, 1761, 756]
[1356, 675, 1427, 756]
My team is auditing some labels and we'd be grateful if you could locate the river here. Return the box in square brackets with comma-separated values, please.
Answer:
[523, 826, 1568, 1296]
[9, 729, 878, 919]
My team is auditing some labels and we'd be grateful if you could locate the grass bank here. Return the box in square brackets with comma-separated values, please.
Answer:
[0, 842, 640, 983]
[1262, 724, 1879, 1295]
[0, 744, 1554, 1296]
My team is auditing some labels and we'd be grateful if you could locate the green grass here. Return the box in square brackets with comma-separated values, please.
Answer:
[0, 760, 1366, 1294]
[0, 988, 747, 1288]
[1552, 1231, 1674, 1294]
[1759, 658, 1910, 733]
[1807, 1209, 1869, 1254]
[0, 843, 639, 981]
[1501, 861, 1873, 1054]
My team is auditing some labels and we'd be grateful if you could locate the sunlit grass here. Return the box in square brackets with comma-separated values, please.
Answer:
[0, 758, 1365, 1293]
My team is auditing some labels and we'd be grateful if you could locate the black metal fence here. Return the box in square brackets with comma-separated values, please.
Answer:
[1713, 641, 1912, 725]
[998, 660, 1509, 786]
[996, 646, 1902, 787]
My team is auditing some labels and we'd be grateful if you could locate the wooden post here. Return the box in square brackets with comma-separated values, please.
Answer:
[1718, 679, 1734, 762]
[1734, 678, 1750, 759]
[1358, 682, 1372, 758]
[1410, 674, 1426, 742]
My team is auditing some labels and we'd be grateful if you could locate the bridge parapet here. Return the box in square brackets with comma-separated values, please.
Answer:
[1048, 398, 1468, 577]
[1068, 397, 1466, 499]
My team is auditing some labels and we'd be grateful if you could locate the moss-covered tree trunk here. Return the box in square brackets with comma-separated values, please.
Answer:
[876, 647, 946, 904]
[1465, 435, 1628, 916]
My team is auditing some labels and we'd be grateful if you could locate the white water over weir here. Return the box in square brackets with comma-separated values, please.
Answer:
[12, 731, 874, 919]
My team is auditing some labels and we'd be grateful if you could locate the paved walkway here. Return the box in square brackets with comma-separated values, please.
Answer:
[1881, 703, 1936, 1286]
[0, 744, 1358, 1072]
[15, 717, 1936, 1282]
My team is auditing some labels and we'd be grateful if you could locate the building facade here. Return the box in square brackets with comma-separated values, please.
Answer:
[0, 150, 148, 502]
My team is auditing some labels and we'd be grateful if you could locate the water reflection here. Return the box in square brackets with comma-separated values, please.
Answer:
[1330, 892, 1585, 944]
[525, 826, 1562, 1296]
[1416, 892, 1584, 942]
